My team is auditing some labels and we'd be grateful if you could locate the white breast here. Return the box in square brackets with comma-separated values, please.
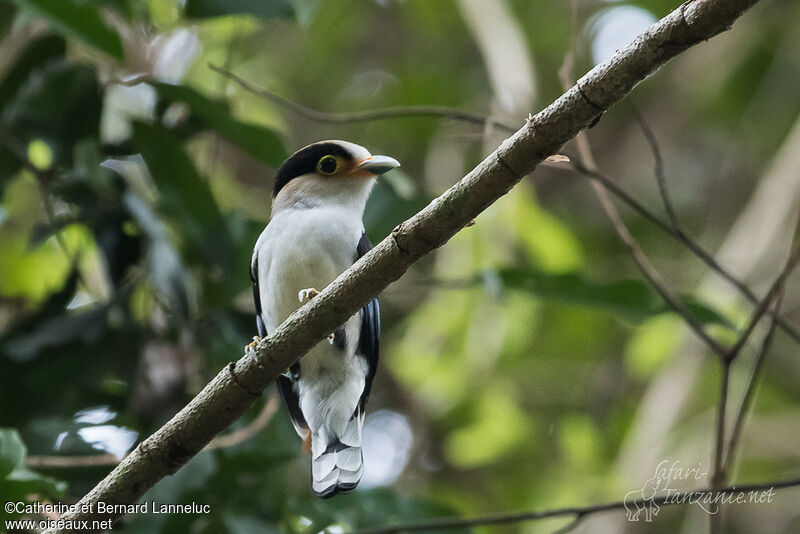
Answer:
[254, 205, 363, 332]
[253, 203, 367, 435]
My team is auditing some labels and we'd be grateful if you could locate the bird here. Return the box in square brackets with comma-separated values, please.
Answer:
[250, 140, 400, 498]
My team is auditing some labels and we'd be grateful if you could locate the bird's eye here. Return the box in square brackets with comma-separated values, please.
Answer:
[317, 155, 341, 176]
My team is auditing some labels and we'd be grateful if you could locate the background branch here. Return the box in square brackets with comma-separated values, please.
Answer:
[25, 392, 280, 469]
[208, 63, 513, 132]
[629, 101, 678, 228]
[559, 54, 727, 358]
[350, 476, 800, 534]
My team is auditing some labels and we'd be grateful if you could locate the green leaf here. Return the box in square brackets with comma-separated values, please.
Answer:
[1, 306, 109, 362]
[151, 82, 286, 167]
[3, 466, 68, 499]
[364, 178, 431, 244]
[0, 430, 67, 513]
[0, 428, 25, 477]
[10, 0, 124, 59]
[123, 192, 189, 319]
[492, 267, 735, 328]
[0, 269, 79, 352]
[184, 0, 293, 19]
[132, 121, 222, 233]
[681, 295, 736, 330]
[5, 61, 103, 168]
[0, 35, 65, 111]
[131, 121, 237, 287]
[0, 35, 66, 192]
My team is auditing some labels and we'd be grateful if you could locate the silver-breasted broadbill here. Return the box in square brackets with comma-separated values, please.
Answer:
[250, 140, 399, 497]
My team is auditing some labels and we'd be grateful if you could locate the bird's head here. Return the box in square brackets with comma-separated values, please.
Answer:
[271, 140, 400, 212]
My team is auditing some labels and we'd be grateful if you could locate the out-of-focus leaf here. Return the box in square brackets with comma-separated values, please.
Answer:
[131, 121, 238, 299]
[132, 121, 221, 233]
[1, 306, 109, 362]
[681, 295, 735, 329]
[0, 35, 66, 193]
[123, 192, 188, 319]
[46, 141, 144, 288]
[364, 179, 431, 243]
[0, 428, 24, 477]
[0, 35, 65, 112]
[445, 389, 530, 467]
[2, 465, 67, 499]
[10, 0, 124, 59]
[0, 429, 67, 516]
[492, 267, 735, 328]
[184, 0, 293, 19]
[509, 190, 585, 274]
[5, 61, 102, 167]
[0, 269, 78, 340]
[8, 61, 100, 137]
[625, 314, 681, 378]
[152, 82, 286, 167]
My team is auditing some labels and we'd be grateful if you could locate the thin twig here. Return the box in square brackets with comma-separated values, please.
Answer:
[349, 476, 800, 534]
[724, 244, 800, 362]
[629, 101, 678, 228]
[559, 63, 727, 358]
[710, 220, 798, 534]
[25, 454, 119, 469]
[710, 359, 731, 534]
[724, 292, 784, 473]
[568, 159, 800, 346]
[204, 391, 279, 450]
[586, 159, 726, 356]
[0, 129, 82, 279]
[208, 62, 515, 132]
[714, 362, 732, 480]
[724, 221, 800, 474]
[25, 393, 280, 469]
[550, 515, 586, 534]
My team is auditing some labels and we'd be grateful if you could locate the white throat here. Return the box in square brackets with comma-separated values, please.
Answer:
[271, 174, 375, 216]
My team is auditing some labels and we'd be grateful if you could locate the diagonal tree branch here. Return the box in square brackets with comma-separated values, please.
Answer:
[48, 1, 763, 531]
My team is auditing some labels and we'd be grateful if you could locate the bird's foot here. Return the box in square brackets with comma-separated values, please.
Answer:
[327, 332, 335, 344]
[245, 336, 262, 350]
[298, 287, 320, 303]
[465, 219, 476, 228]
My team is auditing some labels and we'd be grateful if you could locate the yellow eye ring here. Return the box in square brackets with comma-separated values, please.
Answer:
[317, 155, 341, 176]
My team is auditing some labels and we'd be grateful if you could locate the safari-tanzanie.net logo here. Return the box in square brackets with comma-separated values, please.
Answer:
[623, 460, 775, 522]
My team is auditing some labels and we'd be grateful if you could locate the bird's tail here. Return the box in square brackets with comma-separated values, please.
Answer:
[310, 416, 364, 498]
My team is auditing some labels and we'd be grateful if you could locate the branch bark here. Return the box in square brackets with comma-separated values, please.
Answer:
[48, 1, 762, 531]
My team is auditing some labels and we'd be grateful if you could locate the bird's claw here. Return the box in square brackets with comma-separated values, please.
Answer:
[298, 288, 320, 303]
[245, 336, 262, 351]
[327, 333, 335, 344]
[465, 219, 476, 228]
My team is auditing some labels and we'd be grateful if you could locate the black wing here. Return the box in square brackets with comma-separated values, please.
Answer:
[251, 256, 307, 432]
[356, 232, 380, 408]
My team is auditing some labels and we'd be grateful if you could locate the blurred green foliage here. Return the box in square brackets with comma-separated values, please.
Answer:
[1, 0, 800, 533]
